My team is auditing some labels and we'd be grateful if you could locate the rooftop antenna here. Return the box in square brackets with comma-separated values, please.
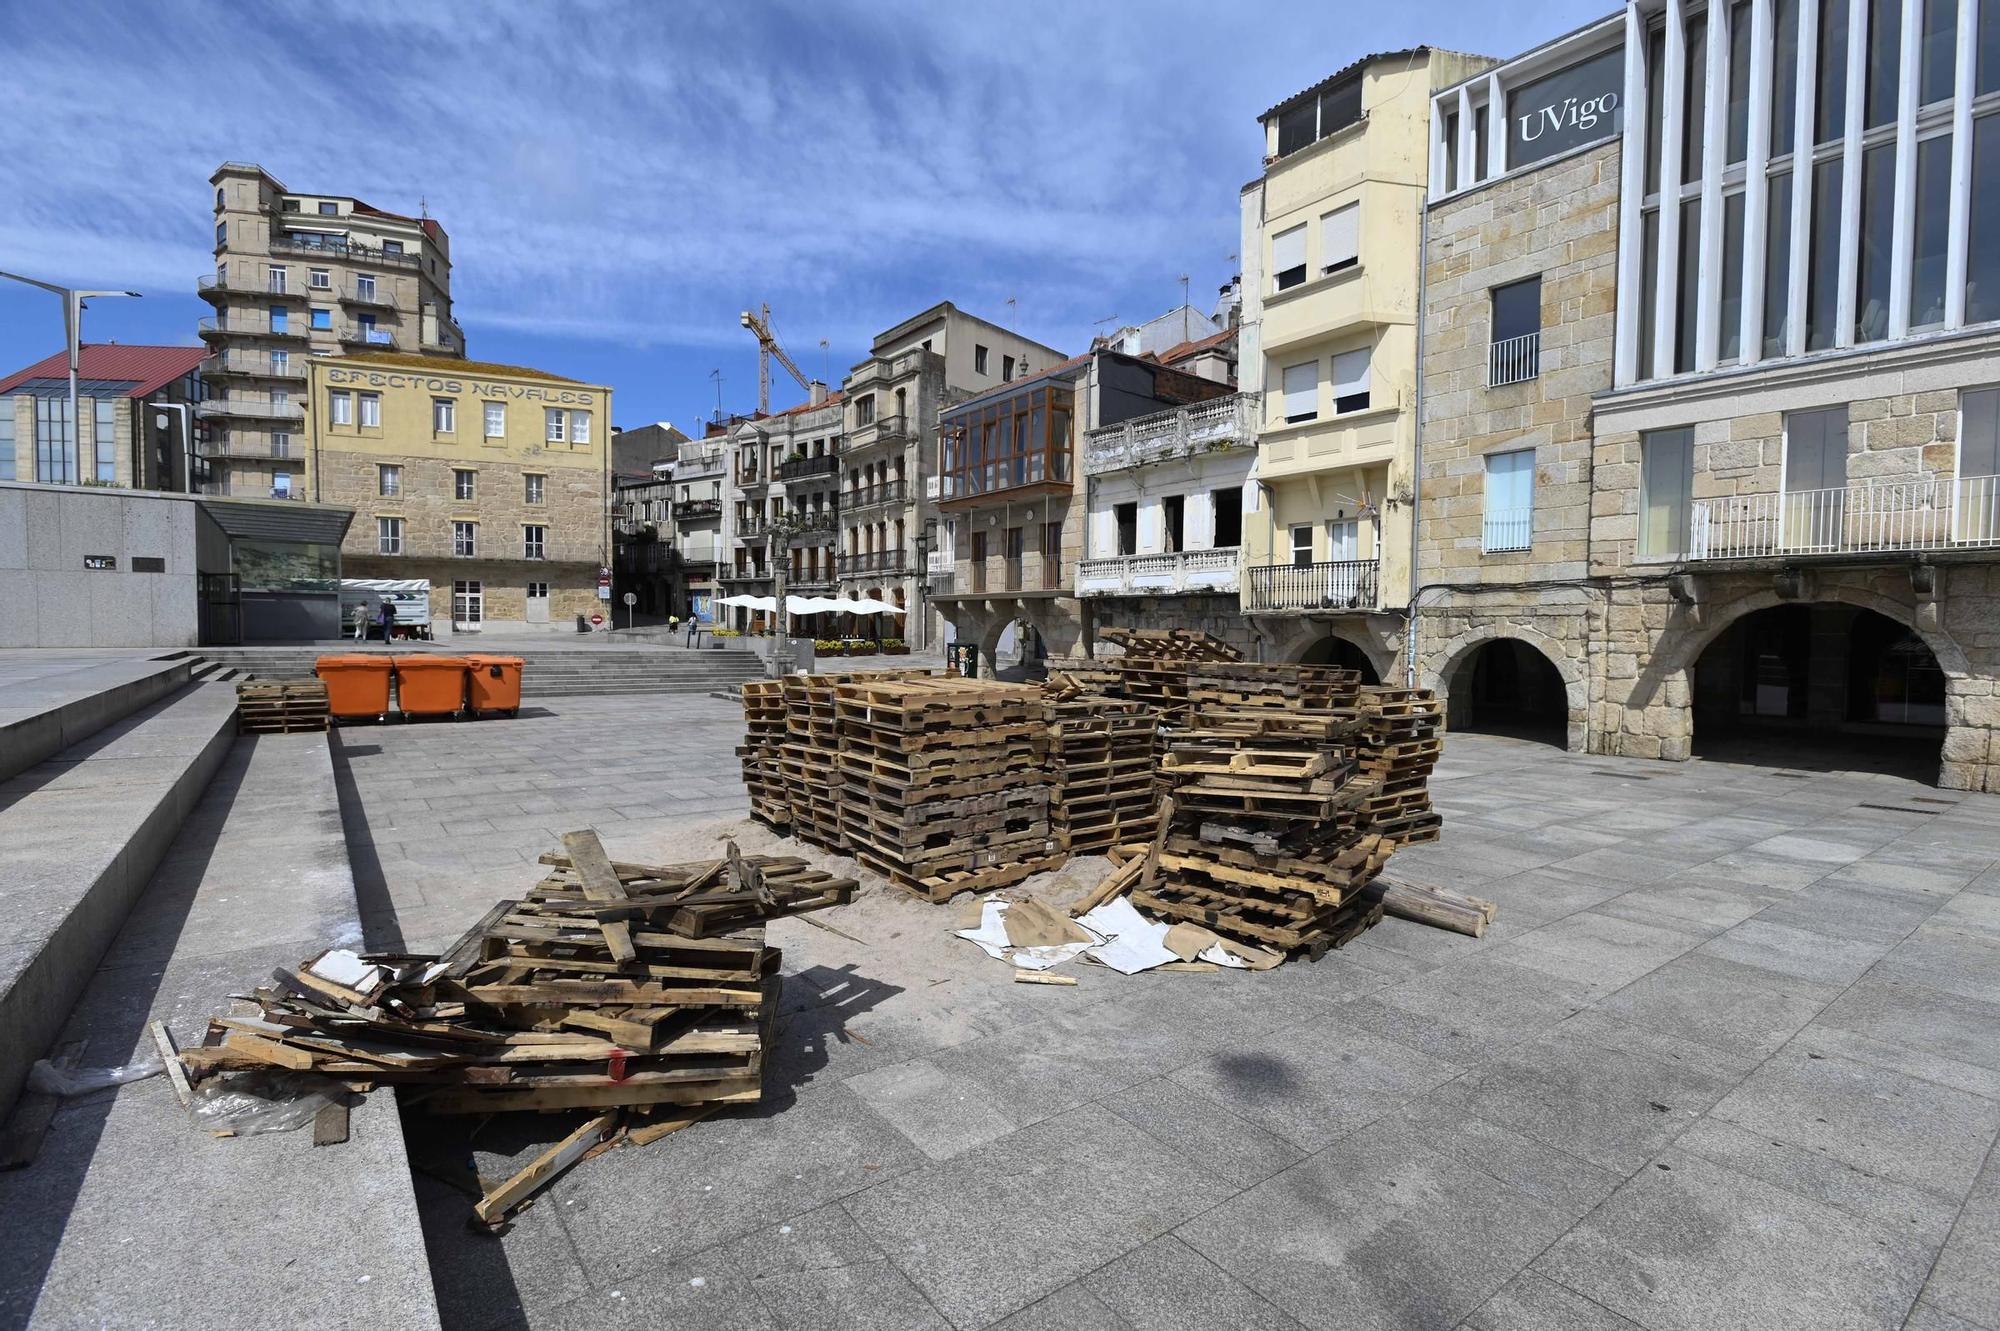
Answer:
[1179, 274, 1191, 339]
[819, 337, 830, 385]
[709, 368, 724, 423]
[1005, 296, 1017, 322]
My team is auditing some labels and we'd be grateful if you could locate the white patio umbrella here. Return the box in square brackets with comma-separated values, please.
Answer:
[716, 594, 777, 611]
[848, 597, 907, 615]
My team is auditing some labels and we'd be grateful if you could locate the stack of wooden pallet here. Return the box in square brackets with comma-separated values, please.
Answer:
[1133, 692, 1392, 958]
[1187, 661, 1363, 712]
[1096, 627, 1243, 726]
[739, 680, 790, 831]
[236, 679, 330, 735]
[834, 677, 1062, 900]
[1045, 692, 1160, 854]
[778, 673, 849, 852]
[1354, 686, 1446, 847]
[179, 830, 854, 1227]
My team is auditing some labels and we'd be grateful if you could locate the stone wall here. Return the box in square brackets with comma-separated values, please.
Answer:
[318, 446, 603, 566]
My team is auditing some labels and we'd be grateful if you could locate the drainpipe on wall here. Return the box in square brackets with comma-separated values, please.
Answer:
[1405, 167, 1430, 689]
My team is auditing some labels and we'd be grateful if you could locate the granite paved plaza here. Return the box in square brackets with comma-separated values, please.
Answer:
[334, 694, 2000, 1331]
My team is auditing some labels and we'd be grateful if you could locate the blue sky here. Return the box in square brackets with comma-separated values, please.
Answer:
[0, 0, 1609, 431]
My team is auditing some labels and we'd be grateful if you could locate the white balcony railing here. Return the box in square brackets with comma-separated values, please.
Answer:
[1082, 393, 1258, 476]
[1481, 507, 1533, 553]
[1689, 475, 2000, 560]
[1488, 331, 1541, 387]
[1077, 546, 1240, 596]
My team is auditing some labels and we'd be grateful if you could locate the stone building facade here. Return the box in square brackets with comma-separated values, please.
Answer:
[305, 352, 609, 636]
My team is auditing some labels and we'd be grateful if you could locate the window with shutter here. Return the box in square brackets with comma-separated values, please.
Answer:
[1281, 362, 1318, 423]
[1331, 348, 1371, 414]
[1272, 225, 1307, 291]
[1482, 449, 1535, 552]
[1321, 204, 1359, 275]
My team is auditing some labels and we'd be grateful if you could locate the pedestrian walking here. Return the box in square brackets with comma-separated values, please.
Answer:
[376, 598, 396, 642]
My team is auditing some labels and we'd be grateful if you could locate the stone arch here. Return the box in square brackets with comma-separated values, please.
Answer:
[1287, 630, 1392, 683]
[1423, 623, 1589, 752]
[1625, 582, 1970, 780]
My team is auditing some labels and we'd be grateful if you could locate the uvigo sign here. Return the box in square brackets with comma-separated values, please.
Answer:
[1507, 46, 1624, 169]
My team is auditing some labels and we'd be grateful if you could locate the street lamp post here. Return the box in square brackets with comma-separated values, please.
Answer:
[914, 518, 937, 654]
[0, 271, 140, 485]
[764, 510, 805, 679]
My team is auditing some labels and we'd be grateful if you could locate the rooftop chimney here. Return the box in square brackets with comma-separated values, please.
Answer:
[808, 380, 828, 406]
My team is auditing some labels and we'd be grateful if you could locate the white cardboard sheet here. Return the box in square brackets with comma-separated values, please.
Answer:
[1076, 897, 1180, 975]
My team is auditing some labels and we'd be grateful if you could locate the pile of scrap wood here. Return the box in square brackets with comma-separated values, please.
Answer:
[1043, 687, 1160, 854]
[1144, 704, 1391, 959]
[739, 679, 790, 830]
[178, 829, 855, 1228]
[1187, 661, 1362, 712]
[236, 679, 329, 735]
[1095, 627, 1243, 725]
[835, 677, 1063, 899]
[1354, 686, 1445, 847]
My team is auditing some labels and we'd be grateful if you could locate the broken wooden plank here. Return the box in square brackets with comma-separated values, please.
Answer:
[472, 1111, 618, 1227]
[150, 1020, 194, 1110]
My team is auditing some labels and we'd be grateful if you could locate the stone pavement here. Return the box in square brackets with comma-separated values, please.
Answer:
[332, 695, 2000, 1331]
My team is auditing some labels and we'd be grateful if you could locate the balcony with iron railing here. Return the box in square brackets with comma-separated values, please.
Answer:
[675, 498, 723, 519]
[196, 397, 304, 423]
[843, 479, 908, 511]
[1077, 547, 1240, 597]
[339, 322, 398, 348]
[777, 454, 839, 481]
[1688, 476, 2000, 561]
[1488, 332, 1541, 387]
[340, 280, 395, 309]
[788, 571, 839, 593]
[1082, 392, 1257, 477]
[199, 314, 307, 341]
[721, 565, 772, 583]
[838, 550, 909, 577]
[1481, 508, 1533, 553]
[202, 350, 307, 381]
[198, 272, 309, 303]
[785, 511, 839, 543]
[1243, 559, 1380, 612]
[270, 233, 423, 270]
[736, 516, 768, 541]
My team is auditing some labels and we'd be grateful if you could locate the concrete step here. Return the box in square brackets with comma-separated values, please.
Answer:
[0, 655, 193, 785]
[0, 729, 441, 1329]
[0, 682, 236, 1115]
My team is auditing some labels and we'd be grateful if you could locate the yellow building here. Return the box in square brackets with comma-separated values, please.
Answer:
[1238, 46, 1493, 675]
[304, 352, 611, 635]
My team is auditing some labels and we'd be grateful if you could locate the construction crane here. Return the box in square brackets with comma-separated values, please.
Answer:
[739, 303, 812, 415]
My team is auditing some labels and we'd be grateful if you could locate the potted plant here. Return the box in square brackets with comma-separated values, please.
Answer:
[815, 638, 844, 657]
[881, 638, 909, 656]
[849, 641, 878, 657]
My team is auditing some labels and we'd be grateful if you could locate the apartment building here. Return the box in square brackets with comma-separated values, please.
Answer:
[840, 303, 1066, 650]
[669, 434, 729, 624]
[199, 162, 463, 500]
[720, 389, 846, 634]
[1238, 47, 1497, 678]
[305, 352, 609, 635]
[1075, 325, 1258, 649]
[612, 467, 679, 621]
[1416, 16, 1627, 745]
[0, 345, 208, 490]
[933, 348, 1234, 673]
[1415, 0, 2000, 791]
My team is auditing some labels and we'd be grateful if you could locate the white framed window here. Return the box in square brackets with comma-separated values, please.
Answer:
[433, 397, 456, 433]
[453, 520, 477, 557]
[454, 468, 476, 501]
[1482, 448, 1535, 552]
[571, 410, 591, 446]
[1639, 427, 1694, 559]
[1326, 517, 1358, 560]
[377, 463, 400, 496]
[545, 407, 566, 442]
[377, 516, 403, 554]
[484, 402, 506, 438]
[309, 267, 331, 290]
[329, 390, 352, 426]
[452, 579, 482, 624]
[355, 273, 377, 302]
[526, 580, 549, 599]
[271, 472, 293, 498]
[524, 473, 545, 504]
[1281, 361, 1318, 423]
[267, 266, 287, 293]
[524, 524, 546, 560]
[271, 430, 291, 458]
[1273, 224, 1307, 291]
[1320, 203, 1359, 275]
[358, 391, 380, 428]
[1290, 524, 1315, 567]
[1331, 347, 1371, 414]
[270, 350, 289, 376]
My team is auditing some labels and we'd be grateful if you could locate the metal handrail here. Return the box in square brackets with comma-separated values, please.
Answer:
[1488, 331, 1541, 387]
[1243, 559, 1380, 612]
[1481, 508, 1533, 552]
[1689, 475, 2000, 558]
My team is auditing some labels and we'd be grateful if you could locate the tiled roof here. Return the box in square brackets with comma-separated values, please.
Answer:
[1259, 48, 1426, 121]
[770, 390, 845, 417]
[1154, 327, 1238, 365]
[0, 344, 208, 398]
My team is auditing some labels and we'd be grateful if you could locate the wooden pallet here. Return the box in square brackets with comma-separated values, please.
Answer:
[236, 679, 330, 734]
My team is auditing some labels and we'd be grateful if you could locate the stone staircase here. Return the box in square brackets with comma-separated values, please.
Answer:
[170, 644, 767, 698]
[0, 660, 440, 1327]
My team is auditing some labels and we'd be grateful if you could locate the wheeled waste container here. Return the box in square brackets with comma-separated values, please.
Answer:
[463, 654, 524, 718]
[315, 654, 394, 723]
[392, 655, 470, 719]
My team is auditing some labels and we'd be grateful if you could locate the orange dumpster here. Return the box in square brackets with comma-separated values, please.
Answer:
[463, 654, 524, 718]
[392, 655, 469, 719]
[315, 654, 394, 722]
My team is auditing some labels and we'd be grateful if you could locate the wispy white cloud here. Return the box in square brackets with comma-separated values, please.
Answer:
[0, 0, 1611, 409]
